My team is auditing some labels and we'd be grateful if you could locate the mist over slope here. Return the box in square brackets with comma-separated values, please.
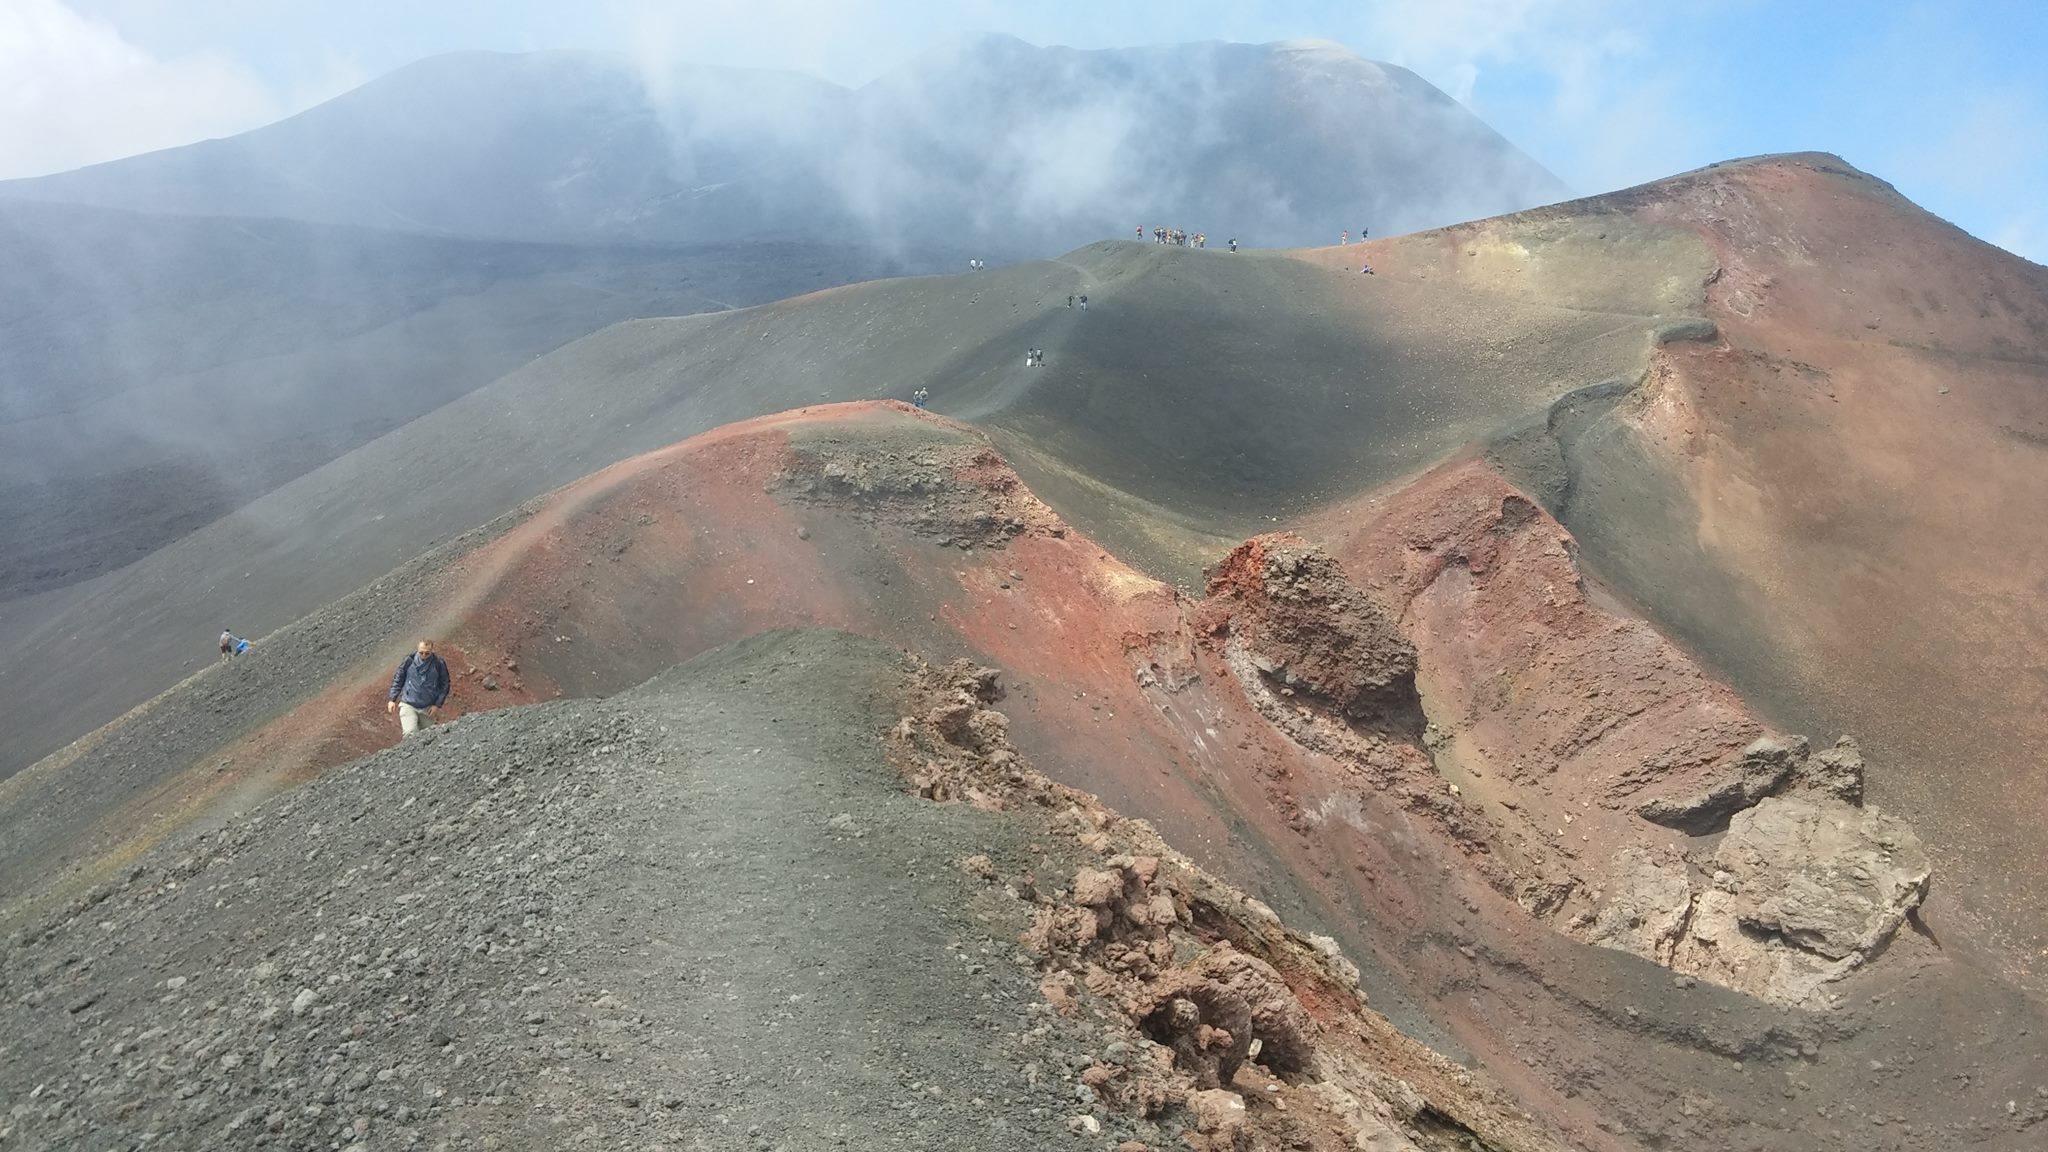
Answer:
[0, 38, 1567, 254]
[0, 199, 906, 600]
[0, 35, 1561, 602]
[0, 223, 1698, 782]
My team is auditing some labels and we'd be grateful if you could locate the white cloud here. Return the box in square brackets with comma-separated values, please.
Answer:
[1359, 0, 1711, 195]
[1362, 0, 1634, 99]
[0, 0, 282, 178]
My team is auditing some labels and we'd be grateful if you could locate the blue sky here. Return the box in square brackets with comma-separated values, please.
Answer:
[5, 0, 2044, 260]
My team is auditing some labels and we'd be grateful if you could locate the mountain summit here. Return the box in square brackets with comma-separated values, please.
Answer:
[0, 38, 1567, 253]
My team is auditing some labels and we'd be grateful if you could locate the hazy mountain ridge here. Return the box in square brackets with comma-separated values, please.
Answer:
[0, 38, 1569, 253]
[0, 198, 911, 598]
[0, 35, 1567, 602]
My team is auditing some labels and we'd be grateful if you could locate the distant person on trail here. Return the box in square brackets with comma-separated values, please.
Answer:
[911, 387, 930, 409]
[219, 630, 235, 660]
[1342, 230, 1349, 245]
[1229, 238, 1238, 252]
[1078, 295, 1088, 310]
[387, 639, 451, 737]
[1067, 294, 1075, 308]
[1359, 264, 1375, 275]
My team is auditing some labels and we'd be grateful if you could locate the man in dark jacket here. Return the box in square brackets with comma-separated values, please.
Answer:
[386, 639, 451, 736]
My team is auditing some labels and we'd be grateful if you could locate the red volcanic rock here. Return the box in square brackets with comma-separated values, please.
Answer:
[1197, 534, 1419, 732]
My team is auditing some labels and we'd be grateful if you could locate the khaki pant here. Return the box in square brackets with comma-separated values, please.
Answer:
[398, 702, 434, 736]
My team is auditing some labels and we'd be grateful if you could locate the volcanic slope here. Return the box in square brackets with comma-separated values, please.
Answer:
[0, 198, 909, 600]
[0, 214, 1711, 780]
[0, 628, 1567, 1152]
[1451, 154, 2048, 987]
[10, 402, 2046, 1151]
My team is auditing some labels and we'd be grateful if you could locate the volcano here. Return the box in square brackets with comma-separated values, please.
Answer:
[4, 153, 2048, 1150]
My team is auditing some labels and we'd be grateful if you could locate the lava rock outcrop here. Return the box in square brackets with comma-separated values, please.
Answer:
[1196, 534, 1420, 737]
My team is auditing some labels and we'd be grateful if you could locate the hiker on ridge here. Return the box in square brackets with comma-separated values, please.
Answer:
[219, 630, 236, 660]
[387, 638, 451, 737]
[912, 387, 930, 409]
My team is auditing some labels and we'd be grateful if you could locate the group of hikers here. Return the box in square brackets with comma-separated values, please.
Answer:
[1142, 226, 1209, 248]
[217, 630, 250, 659]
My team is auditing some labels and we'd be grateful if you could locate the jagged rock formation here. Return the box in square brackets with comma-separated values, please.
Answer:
[1680, 798, 1929, 1001]
[775, 423, 1059, 548]
[1585, 733, 1929, 1006]
[1635, 735, 1811, 834]
[1635, 734, 1869, 832]
[1197, 535, 1420, 735]
[889, 656, 1567, 1151]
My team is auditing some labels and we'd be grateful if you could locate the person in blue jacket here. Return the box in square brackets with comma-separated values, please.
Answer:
[386, 638, 451, 736]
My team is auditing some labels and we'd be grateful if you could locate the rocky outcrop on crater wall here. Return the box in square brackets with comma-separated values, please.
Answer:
[887, 657, 1567, 1152]
[1634, 734, 1868, 832]
[1584, 739, 1928, 1007]
[1677, 796, 1929, 1003]
[775, 418, 1061, 549]
[1196, 535, 1420, 736]
[1296, 462, 1936, 1011]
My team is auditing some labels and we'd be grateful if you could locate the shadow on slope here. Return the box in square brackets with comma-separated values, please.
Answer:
[0, 214, 1715, 779]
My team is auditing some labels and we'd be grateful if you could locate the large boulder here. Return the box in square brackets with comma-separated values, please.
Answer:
[1676, 797, 1929, 1005]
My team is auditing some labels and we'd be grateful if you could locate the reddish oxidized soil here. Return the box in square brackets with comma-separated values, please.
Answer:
[116, 397, 2036, 1149]
[1621, 161, 2048, 988]
[17, 154, 2048, 1151]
